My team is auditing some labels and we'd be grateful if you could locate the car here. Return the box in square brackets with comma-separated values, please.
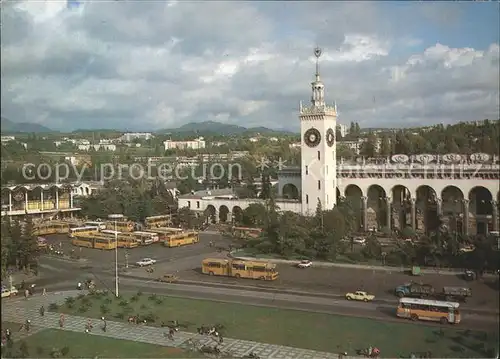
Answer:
[345, 290, 375, 302]
[156, 274, 179, 283]
[136, 258, 157, 267]
[297, 260, 312, 268]
[1, 286, 18, 298]
[352, 237, 366, 245]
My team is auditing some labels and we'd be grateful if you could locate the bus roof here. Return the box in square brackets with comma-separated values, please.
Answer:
[71, 226, 98, 231]
[133, 231, 156, 235]
[399, 297, 460, 308]
[232, 226, 262, 231]
[202, 258, 229, 264]
[145, 215, 171, 220]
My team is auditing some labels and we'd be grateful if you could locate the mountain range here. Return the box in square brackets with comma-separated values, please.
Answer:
[1, 118, 295, 136]
[1, 117, 54, 133]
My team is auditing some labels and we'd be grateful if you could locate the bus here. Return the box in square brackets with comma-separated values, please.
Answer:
[163, 231, 199, 247]
[71, 235, 116, 250]
[145, 227, 182, 240]
[85, 221, 106, 230]
[89, 230, 138, 249]
[231, 226, 263, 239]
[201, 258, 279, 281]
[33, 221, 71, 236]
[104, 220, 134, 232]
[145, 215, 172, 228]
[396, 298, 461, 324]
[132, 231, 159, 245]
[68, 226, 99, 238]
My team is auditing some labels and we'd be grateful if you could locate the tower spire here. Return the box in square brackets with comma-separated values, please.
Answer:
[311, 47, 325, 107]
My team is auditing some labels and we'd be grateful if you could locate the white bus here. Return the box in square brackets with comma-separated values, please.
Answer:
[85, 221, 106, 230]
[69, 226, 99, 238]
[396, 297, 461, 324]
[100, 229, 121, 236]
[132, 231, 159, 245]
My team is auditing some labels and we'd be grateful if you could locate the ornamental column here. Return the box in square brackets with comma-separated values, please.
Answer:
[24, 191, 28, 212]
[492, 201, 498, 232]
[410, 198, 416, 231]
[55, 189, 59, 209]
[40, 190, 44, 211]
[385, 197, 392, 233]
[462, 199, 469, 236]
[436, 198, 443, 216]
[8, 191, 12, 212]
[362, 196, 368, 232]
[214, 209, 219, 224]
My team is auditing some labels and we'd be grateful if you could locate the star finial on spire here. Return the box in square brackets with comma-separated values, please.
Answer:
[314, 46, 322, 77]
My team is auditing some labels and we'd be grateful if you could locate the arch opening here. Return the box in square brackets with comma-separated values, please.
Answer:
[391, 185, 411, 231]
[232, 206, 244, 225]
[416, 185, 439, 234]
[345, 185, 363, 232]
[205, 205, 216, 224]
[367, 185, 387, 231]
[469, 186, 493, 235]
[219, 205, 230, 223]
[441, 186, 465, 234]
[282, 183, 299, 200]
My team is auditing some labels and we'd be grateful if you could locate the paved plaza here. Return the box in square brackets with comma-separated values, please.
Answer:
[2, 291, 343, 359]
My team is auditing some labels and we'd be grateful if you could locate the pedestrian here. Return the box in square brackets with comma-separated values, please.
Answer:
[101, 317, 107, 332]
[5, 329, 11, 341]
[218, 335, 223, 344]
[39, 306, 45, 317]
[59, 314, 65, 328]
[42, 287, 46, 296]
[25, 320, 31, 332]
[24, 289, 29, 299]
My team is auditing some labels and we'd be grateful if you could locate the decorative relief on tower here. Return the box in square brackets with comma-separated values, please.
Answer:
[304, 128, 321, 148]
[326, 128, 335, 147]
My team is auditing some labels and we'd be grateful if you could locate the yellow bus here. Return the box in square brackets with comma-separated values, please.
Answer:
[85, 221, 106, 230]
[33, 221, 71, 236]
[396, 298, 461, 324]
[145, 227, 182, 241]
[105, 220, 134, 232]
[71, 235, 116, 250]
[201, 258, 279, 281]
[145, 215, 172, 228]
[163, 231, 199, 247]
[68, 226, 99, 238]
[132, 231, 159, 245]
[231, 226, 263, 239]
[94, 230, 139, 249]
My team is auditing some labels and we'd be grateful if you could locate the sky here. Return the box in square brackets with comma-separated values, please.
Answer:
[1, 0, 499, 132]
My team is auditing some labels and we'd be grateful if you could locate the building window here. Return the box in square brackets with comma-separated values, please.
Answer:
[197, 201, 200, 209]
[187, 201, 191, 208]
[318, 180, 321, 190]
[306, 195, 309, 204]
[317, 151, 320, 160]
[305, 165, 308, 175]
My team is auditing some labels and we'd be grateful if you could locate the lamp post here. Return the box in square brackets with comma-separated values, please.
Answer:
[108, 213, 123, 297]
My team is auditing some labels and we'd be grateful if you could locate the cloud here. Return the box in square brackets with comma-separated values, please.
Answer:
[1, 1, 498, 131]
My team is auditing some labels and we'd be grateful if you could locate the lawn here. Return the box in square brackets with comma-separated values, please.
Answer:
[52, 291, 498, 358]
[0, 326, 198, 358]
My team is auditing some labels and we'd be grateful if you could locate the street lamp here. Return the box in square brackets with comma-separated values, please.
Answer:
[108, 213, 123, 297]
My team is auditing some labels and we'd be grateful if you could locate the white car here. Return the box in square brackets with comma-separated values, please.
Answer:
[297, 260, 312, 268]
[353, 238, 366, 245]
[136, 258, 157, 267]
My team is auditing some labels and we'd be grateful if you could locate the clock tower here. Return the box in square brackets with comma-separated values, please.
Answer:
[299, 47, 338, 215]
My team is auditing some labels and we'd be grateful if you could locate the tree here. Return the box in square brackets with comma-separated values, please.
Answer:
[359, 135, 376, 158]
[259, 174, 271, 199]
[242, 203, 267, 227]
[379, 135, 391, 157]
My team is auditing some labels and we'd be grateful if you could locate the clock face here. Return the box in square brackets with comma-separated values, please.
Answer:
[304, 128, 321, 148]
[326, 128, 335, 147]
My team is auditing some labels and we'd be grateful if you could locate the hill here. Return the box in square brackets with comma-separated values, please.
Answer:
[1, 117, 54, 133]
[159, 121, 295, 136]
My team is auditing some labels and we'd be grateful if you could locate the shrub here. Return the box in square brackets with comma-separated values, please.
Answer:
[65, 297, 75, 305]
[77, 305, 88, 313]
[148, 294, 157, 301]
[100, 305, 110, 315]
[61, 347, 69, 356]
[130, 295, 139, 302]
[155, 298, 163, 305]
[50, 348, 61, 358]
[77, 294, 85, 300]
[103, 298, 112, 304]
[114, 312, 125, 319]
[67, 303, 74, 309]
[136, 290, 143, 297]
[48, 303, 59, 311]
[118, 300, 128, 307]
[143, 312, 157, 323]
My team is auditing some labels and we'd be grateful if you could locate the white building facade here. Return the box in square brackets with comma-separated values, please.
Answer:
[164, 137, 206, 151]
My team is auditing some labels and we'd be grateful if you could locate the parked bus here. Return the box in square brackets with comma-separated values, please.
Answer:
[104, 219, 134, 232]
[132, 231, 159, 245]
[201, 258, 278, 281]
[231, 226, 263, 239]
[163, 231, 199, 247]
[68, 226, 99, 238]
[396, 298, 461, 324]
[33, 221, 71, 236]
[90, 230, 138, 249]
[71, 235, 117, 250]
[85, 221, 106, 230]
[145, 227, 182, 240]
[145, 215, 172, 228]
